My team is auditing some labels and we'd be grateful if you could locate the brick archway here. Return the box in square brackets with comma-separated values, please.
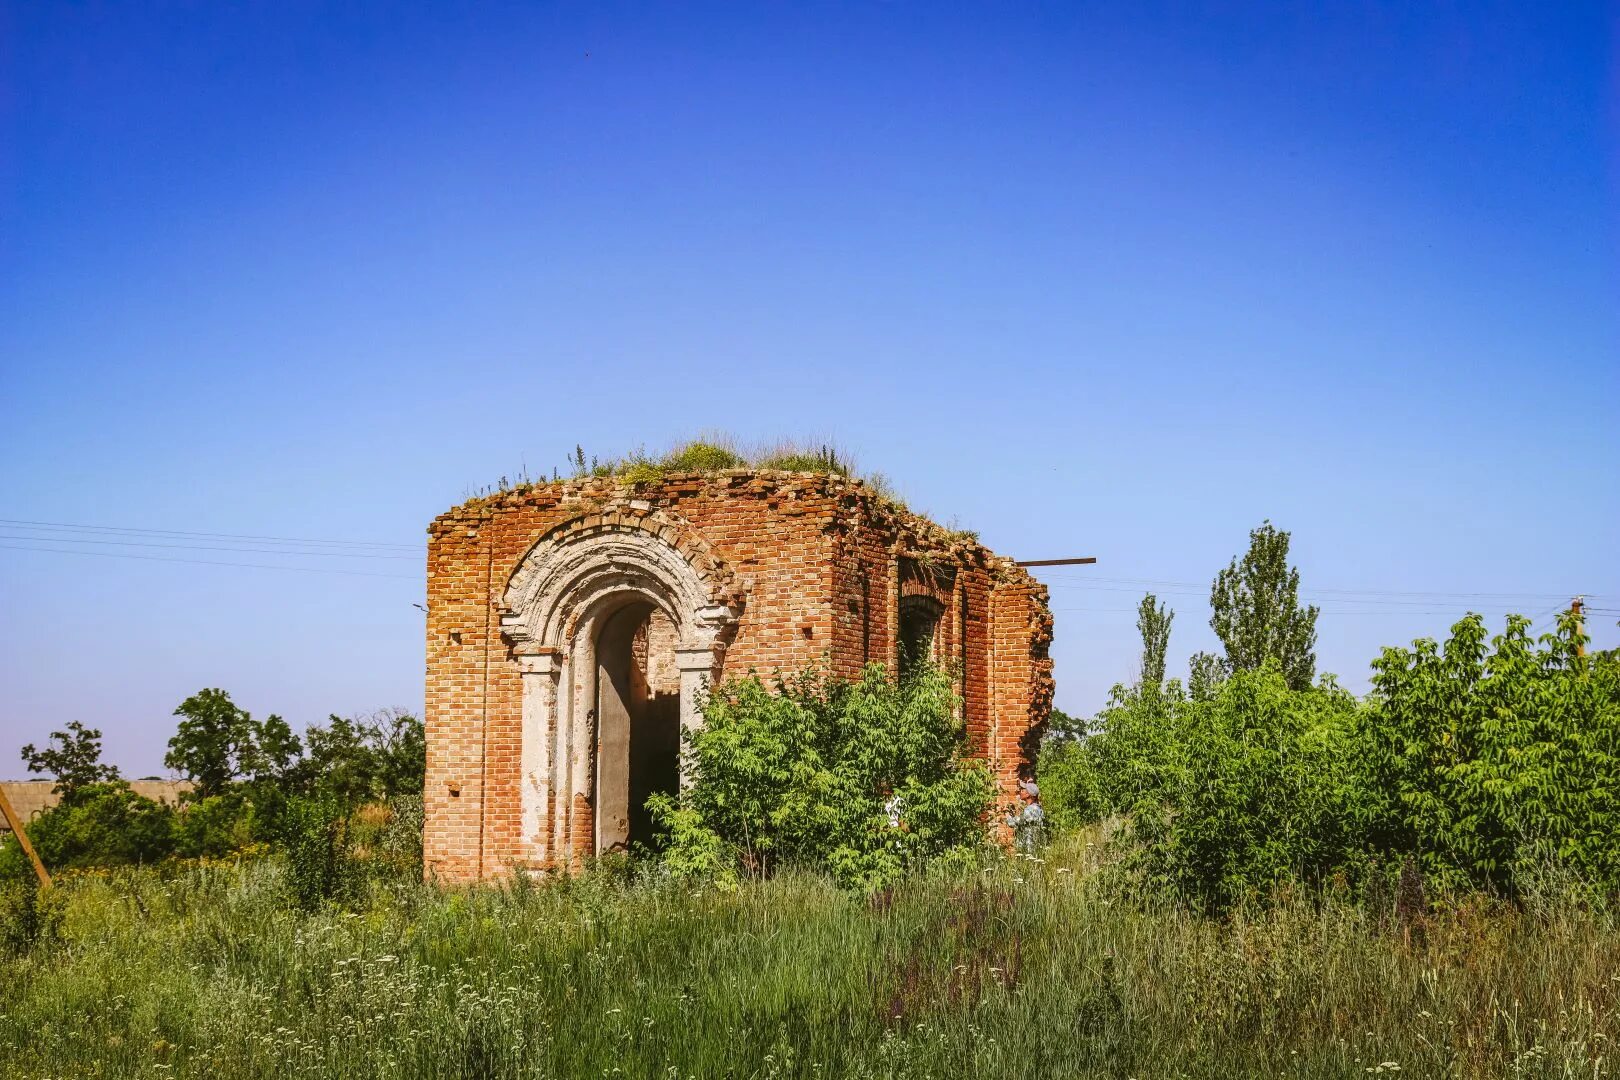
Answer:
[498, 513, 735, 866]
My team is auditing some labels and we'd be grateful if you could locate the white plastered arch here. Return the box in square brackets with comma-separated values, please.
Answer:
[499, 518, 735, 867]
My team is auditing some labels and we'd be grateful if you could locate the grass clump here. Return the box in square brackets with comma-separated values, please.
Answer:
[661, 440, 746, 473]
[625, 436, 850, 477]
[467, 435, 930, 522]
[546, 435, 862, 487]
[753, 443, 851, 475]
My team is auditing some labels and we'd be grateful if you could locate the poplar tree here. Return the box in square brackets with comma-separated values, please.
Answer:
[1136, 593, 1173, 688]
[1209, 521, 1319, 690]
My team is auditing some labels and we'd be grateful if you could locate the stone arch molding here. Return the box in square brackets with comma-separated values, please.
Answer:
[497, 508, 738, 867]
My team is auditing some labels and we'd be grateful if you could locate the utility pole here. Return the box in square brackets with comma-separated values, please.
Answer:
[0, 784, 50, 888]
[1572, 595, 1585, 658]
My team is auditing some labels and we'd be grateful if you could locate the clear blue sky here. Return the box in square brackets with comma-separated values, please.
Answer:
[2, 2, 1615, 776]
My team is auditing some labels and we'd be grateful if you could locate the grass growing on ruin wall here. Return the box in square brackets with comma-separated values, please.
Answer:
[475, 435, 911, 506]
[3, 828, 1618, 1079]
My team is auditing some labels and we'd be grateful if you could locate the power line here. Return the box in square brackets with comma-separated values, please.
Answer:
[1040, 582, 1584, 612]
[1048, 606, 1556, 618]
[0, 543, 418, 580]
[3, 516, 1608, 614]
[1038, 576, 1589, 602]
[1035, 572, 1596, 605]
[0, 518, 422, 552]
[1528, 603, 1571, 636]
[0, 530, 421, 560]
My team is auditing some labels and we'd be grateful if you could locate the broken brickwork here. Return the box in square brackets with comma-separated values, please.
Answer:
[424, 470, 1053, 882]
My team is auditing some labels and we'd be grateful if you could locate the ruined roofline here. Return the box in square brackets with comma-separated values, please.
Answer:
[439, 468, 896, 527]
[435, 468, 855, 525]
[429, 468, 1039, 584]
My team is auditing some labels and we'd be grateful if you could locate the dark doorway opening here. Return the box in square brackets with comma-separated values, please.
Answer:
[595, 603, 681, 851]
[898, 595, 945, 678]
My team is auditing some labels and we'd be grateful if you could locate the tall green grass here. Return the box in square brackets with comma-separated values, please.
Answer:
[3, 832, 1617, 1078]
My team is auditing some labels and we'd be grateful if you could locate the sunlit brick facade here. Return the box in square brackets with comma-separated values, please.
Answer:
[424, 471, 1052, 882]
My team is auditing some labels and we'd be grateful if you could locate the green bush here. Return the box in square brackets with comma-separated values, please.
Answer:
[280, 796, 357, 911]
[171, 791, 260, 859]
[1130, 667, 1372, 910]
[1364, 612, 1620, 895]
[347, 795, 424, 881]
[1036, 682, 1189, 836]
[0, 872, 62, 956]
[0, 782, 175, 877]
[652, 663, 994, 890]
[1041, 669, 1369, 910]
[1034, 737, 1105, 835]
[1039, 613, 1620, 910]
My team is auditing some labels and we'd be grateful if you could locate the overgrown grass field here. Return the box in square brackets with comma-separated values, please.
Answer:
[5, 831, 1618, 1079]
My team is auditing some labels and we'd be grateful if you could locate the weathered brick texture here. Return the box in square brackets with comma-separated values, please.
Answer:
[424, 471, 1052, 882]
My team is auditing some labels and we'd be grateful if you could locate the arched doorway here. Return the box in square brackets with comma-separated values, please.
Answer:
[593, 603, 681, 852]
[499, 514, 736, 869]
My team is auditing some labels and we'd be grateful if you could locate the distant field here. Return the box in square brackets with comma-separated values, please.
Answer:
[3, 830, 1616, 1079]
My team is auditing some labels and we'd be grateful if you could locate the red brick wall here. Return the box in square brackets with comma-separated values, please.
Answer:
[423, 471, 1052, 881]
[989, 566, 1056, 809]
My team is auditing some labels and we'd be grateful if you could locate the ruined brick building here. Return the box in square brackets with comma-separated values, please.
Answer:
[424, 470, 1053, 882]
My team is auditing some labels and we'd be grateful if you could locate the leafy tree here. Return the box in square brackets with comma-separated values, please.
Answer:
[1130, 665, 1370, 911]
[166, 689, 259, 799]
[1136, 593, 1174, 688]
[303, 710, 425, 808]
[652, 663, 993, 890]
[1045, 707, 1086, 741]
[1035, 737, 1105, 834]
[1364, 611, 1620, 895]
[242, 714, 304, 785]
[1037, 677, 1185, 836]
[1041, 604, 1620, 908]
[1187, 651, 1225, 702]
[164, 687, 423, 813]
[1210, 521, 1319, 690]
[20, 721, 119, 803]
[365, 709, 426, 798]
[304, 715, 373, 806]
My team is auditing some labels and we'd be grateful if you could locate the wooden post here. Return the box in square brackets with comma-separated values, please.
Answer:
[0, 783, 51, 888]
[1573, 596, 1585, 658]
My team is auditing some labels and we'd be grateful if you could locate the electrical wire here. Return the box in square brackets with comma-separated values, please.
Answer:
[0, 542, 418, 580]
[0, 530, 420, 560]
[1, 517, 1608, 614]
[0, 517, 421, 551]
[1037, 575, 1589, 603]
